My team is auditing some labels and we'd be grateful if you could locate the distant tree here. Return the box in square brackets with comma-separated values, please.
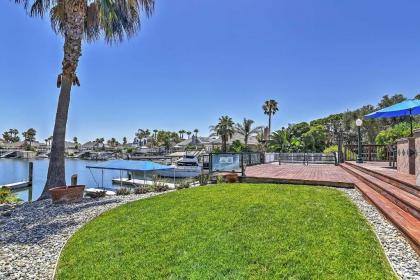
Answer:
[107, 138, 118, 147]
[301, 125, 327, 152]
[235, 118, 262, 151]
[22, 128, 36, 148]
[193, 129, 199, 138]
[153, 129, 158, 139]
[230, 140, 245, 152]
[268, 129, 290, 152]
[186, 131, 192, 139]
[210, 116, 235, 152]
[3, 129, 20, 143]
[122, 137, 128, 146]
[2, 131, 11, 143]
[73, 136, 79, 149]
[262, 99, 279, 136]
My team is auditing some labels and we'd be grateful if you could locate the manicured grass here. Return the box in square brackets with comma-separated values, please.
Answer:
[56, 184, 396, 279]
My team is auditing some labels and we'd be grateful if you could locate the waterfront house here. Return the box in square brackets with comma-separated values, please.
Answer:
[174, 136, 221, 152]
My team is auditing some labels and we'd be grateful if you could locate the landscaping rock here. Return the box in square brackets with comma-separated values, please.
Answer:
[342, 188, 420, 280]
[0, 192, 168, 279]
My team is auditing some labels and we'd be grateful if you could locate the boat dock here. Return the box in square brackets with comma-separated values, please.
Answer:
[112, 178, 177, 189]
[1, 181, 31, 190]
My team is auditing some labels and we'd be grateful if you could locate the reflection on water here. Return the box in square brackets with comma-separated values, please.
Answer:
[0, 159, 129, 201]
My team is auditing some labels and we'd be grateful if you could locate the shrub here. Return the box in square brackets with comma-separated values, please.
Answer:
[152, 184, 169, 193]
[198, 174, 210, 186]
[116, 188, 131, 196]
[85, 190, 106, 199]
[216, 175, 224, 184]
[176, 179, 193, 190]
[0, 187, 22, 204]
[323, 145, 338, 154]
[134, 187, 149, 194]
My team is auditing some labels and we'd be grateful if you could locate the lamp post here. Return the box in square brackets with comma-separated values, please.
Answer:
[356, 119, 363, 163]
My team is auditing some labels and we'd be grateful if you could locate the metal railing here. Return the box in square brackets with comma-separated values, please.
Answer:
[278, 152, 338, 165]
[344, 144, 396, 166]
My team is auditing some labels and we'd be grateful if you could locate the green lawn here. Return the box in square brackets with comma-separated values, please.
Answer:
[56, 184, 396, 279]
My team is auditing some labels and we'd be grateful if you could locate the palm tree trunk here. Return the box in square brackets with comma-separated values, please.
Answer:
[268, 114, 272, 136]
[40, 1, 85, 199]
[245, 135, 248, 152]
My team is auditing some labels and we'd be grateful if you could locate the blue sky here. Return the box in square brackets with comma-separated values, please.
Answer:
[1, 0, 420, 143]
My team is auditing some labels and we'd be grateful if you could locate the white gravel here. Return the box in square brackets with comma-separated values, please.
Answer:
[1, 186, 419, 280]
[341, 188, 420, 280]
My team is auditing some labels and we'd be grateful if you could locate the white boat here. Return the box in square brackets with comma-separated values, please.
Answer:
[156, 156, 202, 178]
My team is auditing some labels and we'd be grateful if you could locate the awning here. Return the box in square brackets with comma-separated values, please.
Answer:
[86, 160, 174, 172]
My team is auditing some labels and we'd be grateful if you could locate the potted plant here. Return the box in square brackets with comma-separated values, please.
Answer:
[49, 185, 85, 203]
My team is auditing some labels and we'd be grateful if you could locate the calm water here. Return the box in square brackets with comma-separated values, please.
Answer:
[0, 159, 130, 201]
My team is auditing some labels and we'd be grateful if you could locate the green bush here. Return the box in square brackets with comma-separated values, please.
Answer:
[375, 122, 420, 145]
[198, 174, 210, 186]
[0, 187, 22, 204]
[323, 145, 338, 154]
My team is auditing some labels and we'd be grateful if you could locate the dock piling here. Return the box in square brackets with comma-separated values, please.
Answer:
[71, 174, 78, 186]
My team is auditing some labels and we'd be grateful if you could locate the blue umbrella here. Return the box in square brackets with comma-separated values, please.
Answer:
[365, 99, 420, 136]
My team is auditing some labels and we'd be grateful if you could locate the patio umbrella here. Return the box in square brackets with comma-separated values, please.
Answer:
[365, 99, 420, 136]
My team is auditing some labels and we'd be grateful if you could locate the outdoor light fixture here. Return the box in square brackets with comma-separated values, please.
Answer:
[356, 119, 363, 163]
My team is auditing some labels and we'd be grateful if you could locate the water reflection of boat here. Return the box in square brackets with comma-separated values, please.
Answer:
[156, 156, 202, 178]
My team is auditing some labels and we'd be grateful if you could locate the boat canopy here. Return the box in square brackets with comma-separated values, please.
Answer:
[86, 160, 174, 172]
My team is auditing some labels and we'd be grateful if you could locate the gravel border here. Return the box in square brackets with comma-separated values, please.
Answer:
[1, 186, 419, 280]
[0, 191, 170, 280]
[341, 188, 420, 280]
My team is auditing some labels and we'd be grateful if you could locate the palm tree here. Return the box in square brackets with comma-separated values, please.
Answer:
[153, 129, 158, 139]
[193, 129, 199, 138]
[122, 137, 128, 146]
[268, 129, 290, 152]
[73, 136, 79, 149]
[262, 99, 279, 136]
[210, 116, 235, 152]
[22, 128, 37, 148]
[186, 131, 192, 139]
[16, 0, 155, 199]
[235, 118, 263, 151]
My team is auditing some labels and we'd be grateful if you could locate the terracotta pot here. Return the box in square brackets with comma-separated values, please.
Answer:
[49, 185, 85, 203]
[224, 173, 238, 183]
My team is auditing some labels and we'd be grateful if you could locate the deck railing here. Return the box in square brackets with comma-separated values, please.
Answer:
[278, 152, 338, 165]
[343, 144, 396, 166]
[209, 152, 264, 174]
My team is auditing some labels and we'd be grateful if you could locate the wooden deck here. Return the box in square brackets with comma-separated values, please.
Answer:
[244, 163, 355, 188]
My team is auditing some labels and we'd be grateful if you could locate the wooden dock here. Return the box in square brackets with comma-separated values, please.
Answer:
[1, 181, 31, 190]
[112, 178, 177, 189]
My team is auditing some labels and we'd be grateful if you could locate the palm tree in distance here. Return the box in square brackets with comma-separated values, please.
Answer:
[22, 128, 37, 149]
[210, 116, 235, 152]
[153, 129, 158, 139]
[262, 99, 279, 137]
[193, 129, 199, 138]
[186, 131, 192, 139]
[235, 118, 263, 151]
[15, 0, 155, 199]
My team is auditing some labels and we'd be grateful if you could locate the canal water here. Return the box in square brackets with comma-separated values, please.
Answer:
[0, 159, 129, 201]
